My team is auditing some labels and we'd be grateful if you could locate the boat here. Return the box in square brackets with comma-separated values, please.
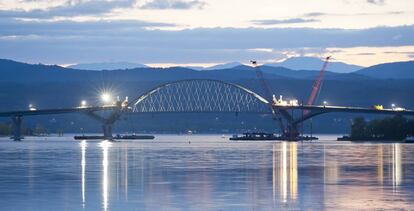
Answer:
[230, 132, 282, 141]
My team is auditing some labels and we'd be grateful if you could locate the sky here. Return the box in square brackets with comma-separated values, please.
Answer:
[0, 0, 414, 67]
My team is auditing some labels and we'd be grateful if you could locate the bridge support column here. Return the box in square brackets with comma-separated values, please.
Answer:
[12, 115, 23, 141]
[284, 123, 299, 141]
[87, 110, 122, 141]
[102, 123, 113, 140]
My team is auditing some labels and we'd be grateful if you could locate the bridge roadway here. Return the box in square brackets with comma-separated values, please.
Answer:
[273, 104, 414, 115]
[273, 104, 414, 126]
[0, 105, 120, 118]
[0, 105, 121, 141]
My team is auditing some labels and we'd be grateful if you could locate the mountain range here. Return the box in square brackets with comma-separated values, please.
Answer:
[67, 57, 364, 73]
[1, 58, 414, 82]
[266, 57, 364, 73]
[67, 62, 148, 70]
[355, 60, 414, 79]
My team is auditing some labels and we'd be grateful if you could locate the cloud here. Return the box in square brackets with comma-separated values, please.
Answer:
[303, 11, 403, 18]
[1, 19, 414, 64]
[383, 51, 414, 54]
[0, 18, 176, 37]
[303, 12, 327, 17]
[366, 0, 385, 5]
[252, 18, 319, 25]
[353, 52, 376, 56]
[0, 0, 136, 19]
[1, 20, 413, 48]
[140, 0, 206, 10]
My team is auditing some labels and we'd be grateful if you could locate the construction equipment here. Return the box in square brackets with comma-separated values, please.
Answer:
[374, 105, 384, 110]
[306, 56, 331, 107]
[250, 60, 286, 134]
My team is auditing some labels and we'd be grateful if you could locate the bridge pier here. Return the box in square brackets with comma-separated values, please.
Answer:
[86, 110, 123, 141]
[12, 115, 23, 141]
[284, 123, 300, 141]
[102, 123, 113, 140]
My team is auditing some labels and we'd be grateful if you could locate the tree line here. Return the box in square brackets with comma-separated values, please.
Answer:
[0, 122, 52, 136]
[351, 115, 414, 140]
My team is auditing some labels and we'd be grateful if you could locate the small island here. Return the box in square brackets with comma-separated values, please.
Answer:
[339, 115, 414, 142]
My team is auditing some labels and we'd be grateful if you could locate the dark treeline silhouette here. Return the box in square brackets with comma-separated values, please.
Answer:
[0, 123, 11, 136]
[0, 122, 50, 137]
[351, 115, 414, 140]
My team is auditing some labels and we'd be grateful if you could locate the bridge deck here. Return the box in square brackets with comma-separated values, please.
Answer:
[273, 105, 414, 116]
[0, 105, 119, 117]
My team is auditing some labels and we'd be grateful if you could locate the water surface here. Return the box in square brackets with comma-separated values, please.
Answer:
[0, 135, 413, 210]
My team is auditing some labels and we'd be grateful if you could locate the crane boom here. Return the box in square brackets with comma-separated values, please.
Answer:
[251, 61, 272, 100]
[307, 56, 331, 106]
[251, 60, 286, 133]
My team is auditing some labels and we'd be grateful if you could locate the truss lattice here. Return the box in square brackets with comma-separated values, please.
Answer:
[132, 79, 270, 113]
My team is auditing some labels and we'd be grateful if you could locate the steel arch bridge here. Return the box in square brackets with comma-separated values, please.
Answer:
[131, 79, 272, 113]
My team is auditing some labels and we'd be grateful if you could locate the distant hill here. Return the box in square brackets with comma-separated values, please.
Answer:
[355, 60, 414, 79]
[266, 57, 363, 73]
[0, 59, 67, 72]
[0, 58, 371, 83]
[203, 62, 243, 70]
[68, 62, 148, 70]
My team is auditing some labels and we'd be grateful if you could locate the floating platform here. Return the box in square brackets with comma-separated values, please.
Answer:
[230, 133, 281, 141]
[115, 134, 155, 140]
[230, 133, 318, 141]
[74, 134, 155, 140]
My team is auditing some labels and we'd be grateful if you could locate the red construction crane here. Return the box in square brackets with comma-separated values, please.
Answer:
[306, 56, 331, 106]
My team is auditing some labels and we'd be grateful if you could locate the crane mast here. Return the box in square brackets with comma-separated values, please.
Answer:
[307, 56, 331, 106]
[250, 61, 285, 134]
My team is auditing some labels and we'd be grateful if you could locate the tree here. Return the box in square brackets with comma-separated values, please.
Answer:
[352, 115, 409, 141]
[407, 119, 414, 136]
[0, 123, 11, 136]
[383, 115, 408, 140]
[366, 119, 384, 139]
[351, 117, 368, 140]
[33, 123, 49, 136]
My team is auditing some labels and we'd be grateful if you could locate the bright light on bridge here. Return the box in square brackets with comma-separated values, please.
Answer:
[391, 103, 405, 111]
[101, 93, 112, 104]
[80, 100, 87, 107]
[28, 104, 37, 111]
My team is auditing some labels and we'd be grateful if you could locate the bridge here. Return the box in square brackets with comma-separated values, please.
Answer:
[0, 79, 413, 141]
[0, 105, 123, 141]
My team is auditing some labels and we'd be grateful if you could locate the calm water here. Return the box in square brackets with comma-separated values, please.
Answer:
[0, 135, 413, 210]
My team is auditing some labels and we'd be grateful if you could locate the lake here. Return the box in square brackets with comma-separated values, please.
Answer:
[0, 135, 413, 210]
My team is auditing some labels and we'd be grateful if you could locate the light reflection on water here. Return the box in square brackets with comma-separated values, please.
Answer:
[99, 140, 111, 211]
[81, 140, 86, 207]
[0, 135, 413, 210]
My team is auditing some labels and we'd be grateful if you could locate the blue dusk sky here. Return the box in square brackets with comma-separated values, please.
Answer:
[0, 0, 414, 67]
